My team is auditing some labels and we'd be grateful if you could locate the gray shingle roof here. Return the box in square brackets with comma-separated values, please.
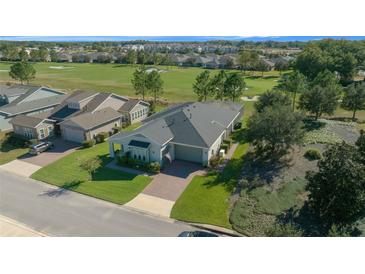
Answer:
[0, 94, 67, 116]
[9, 114, 54, 128]
[66, 90, 98, 103]
[0, 84, 40, 98]
[60, 107, 122, 130]
[83, 92, 111, 113]
[119, 99, 149, 112]
[110, 101, 243, 148]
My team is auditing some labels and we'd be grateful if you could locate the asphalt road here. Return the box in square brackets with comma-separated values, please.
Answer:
[0, 171, 194, 236]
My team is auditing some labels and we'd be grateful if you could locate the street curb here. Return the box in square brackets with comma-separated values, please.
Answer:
[188, 223, 242, 237]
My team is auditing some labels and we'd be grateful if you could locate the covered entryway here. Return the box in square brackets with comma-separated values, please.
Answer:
[174, 144, 202, 164]
[62, 127, 85, 143]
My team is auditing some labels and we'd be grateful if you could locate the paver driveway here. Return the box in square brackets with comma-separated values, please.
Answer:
[0, 138, 79, 177]
[18, 138, 79, 167]
[125, 160, 205, 217]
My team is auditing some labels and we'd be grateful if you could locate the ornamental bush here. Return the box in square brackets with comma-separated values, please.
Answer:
[82, 139, 96, 148]
[304, 148, 322, 161]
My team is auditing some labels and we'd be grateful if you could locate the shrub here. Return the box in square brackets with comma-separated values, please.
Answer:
[82, 139, 96, 148]
[121, 122, 129, 128]
[6, 134, 27, 147]
[95, 132, 109, 143]
[209, 155, 222, 168]
[223, 139, 232, 149]
[147, 162, 160, 173]
[220, 144, 229, 153]
[27, 139, 38, 146]
[112, 126, 122, 134]
[234, 122, 242, 130]
[304, 148, 322, 161]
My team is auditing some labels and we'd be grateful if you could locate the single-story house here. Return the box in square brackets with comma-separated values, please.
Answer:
[109, 101, 243, 167]
[59, 107, 122, 143]
[0, 85, 66, 131]
[9, 90, 150, 143]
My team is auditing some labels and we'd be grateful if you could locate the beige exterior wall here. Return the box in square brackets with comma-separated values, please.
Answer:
[85, 118, 121, 140]
[12, 120, 55, 140]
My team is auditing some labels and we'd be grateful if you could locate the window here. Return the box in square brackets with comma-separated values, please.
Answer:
[39, 129, 45, 139]
[24, 128, 33, 139]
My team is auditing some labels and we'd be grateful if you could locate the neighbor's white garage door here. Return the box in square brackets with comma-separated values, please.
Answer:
[174, 144, 202, 164]
[62, 127, 85, 143]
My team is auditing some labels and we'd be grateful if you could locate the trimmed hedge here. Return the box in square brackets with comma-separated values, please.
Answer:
[82, 139, 96, 148]
[117, 156, 160, 173]
[95, 132, 109, 143]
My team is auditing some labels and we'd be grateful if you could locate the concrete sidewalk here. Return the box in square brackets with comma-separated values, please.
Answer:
[0, 215, 46, 237]
[0, 160, 42, 177]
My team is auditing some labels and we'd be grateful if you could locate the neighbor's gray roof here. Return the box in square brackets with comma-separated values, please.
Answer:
[9, 114, 54, 128]
[0, 94, 67, 116]
[83, 92, 111, 113]
[66, 90, 98, 103]
[60, 107, 122, 130]
[50, 90, 98, 120]
[110, 101, 243, 148]
[0, 84, 40, 98]
[119, 99, 149, 112]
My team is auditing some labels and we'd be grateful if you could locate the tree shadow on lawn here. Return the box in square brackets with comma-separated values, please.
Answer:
[303, 119, 326, 132]
[39, 180, 83, 198]
[91, 166, 138, 182]
[240, 151, 292, 186]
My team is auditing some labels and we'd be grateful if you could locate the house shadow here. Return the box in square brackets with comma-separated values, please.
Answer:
[91, 155, 138, 181]
[39, 180, 83, 198]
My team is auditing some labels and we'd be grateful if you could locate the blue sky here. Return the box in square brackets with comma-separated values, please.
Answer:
[1, 36, 365, 42]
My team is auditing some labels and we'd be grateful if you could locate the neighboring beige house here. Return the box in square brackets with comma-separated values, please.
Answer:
[59, 107, 122, 143]
[9, 90, 150, 143]
[119, 99, 150, 125]
[10, 112, 56, 140]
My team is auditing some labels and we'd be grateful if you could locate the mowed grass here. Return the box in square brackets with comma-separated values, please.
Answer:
[0, 62, 277, 102]
[31, 142, 151, 205]
[170, 128, 249, 228]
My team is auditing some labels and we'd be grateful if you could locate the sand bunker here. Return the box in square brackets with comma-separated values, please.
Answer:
[49, 66, 75, 70]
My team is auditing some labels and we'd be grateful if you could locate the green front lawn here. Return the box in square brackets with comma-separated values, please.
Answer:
[170, 129, 249, 228]
[31, 142, 151, 205]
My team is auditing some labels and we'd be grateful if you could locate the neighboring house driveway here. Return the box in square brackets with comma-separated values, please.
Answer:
[124, 160, 206, 218]
[0, 138, 79, 177]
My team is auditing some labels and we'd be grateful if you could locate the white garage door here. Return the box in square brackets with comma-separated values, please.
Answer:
[63, 127, 85, 143]
[174, 144, 202, 164]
